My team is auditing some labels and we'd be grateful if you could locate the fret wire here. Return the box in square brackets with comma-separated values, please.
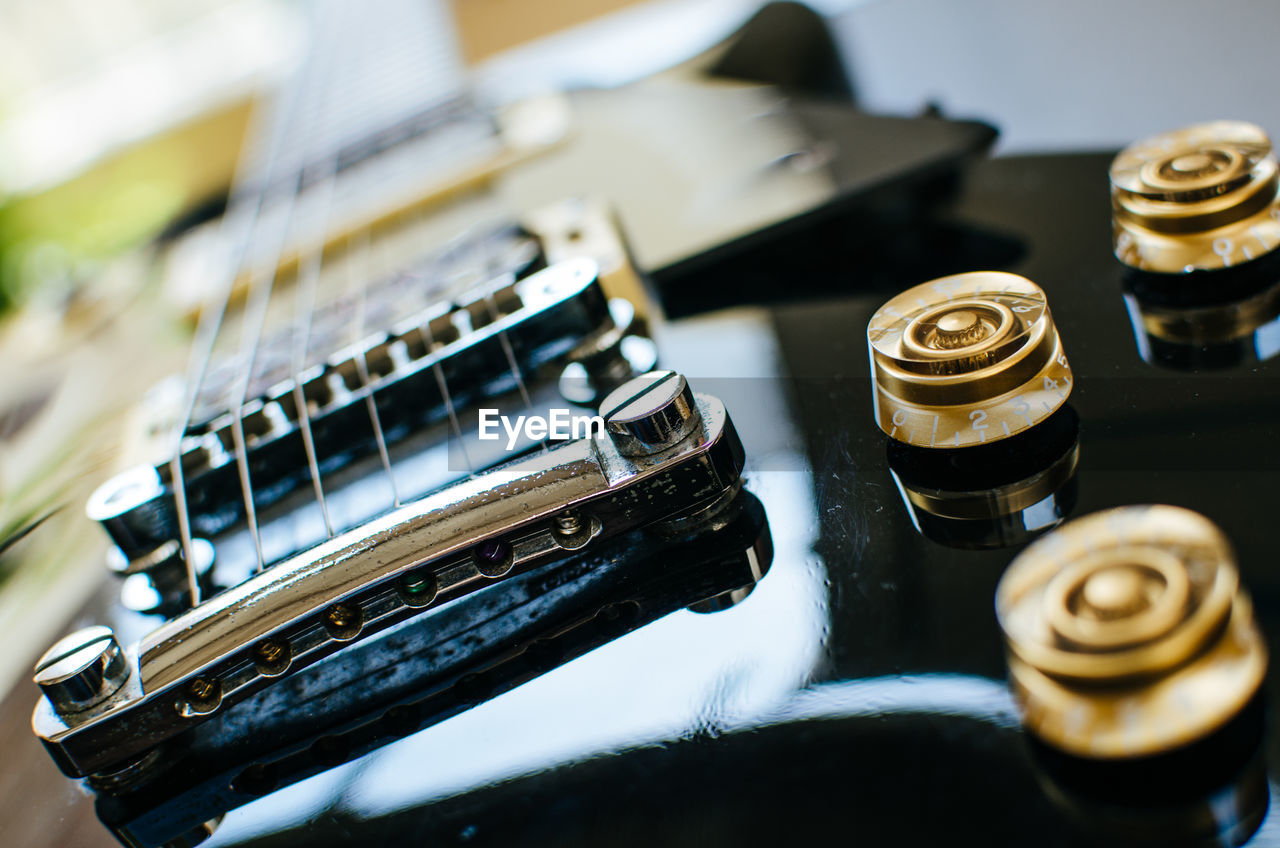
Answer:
[347, 228, 403, 507]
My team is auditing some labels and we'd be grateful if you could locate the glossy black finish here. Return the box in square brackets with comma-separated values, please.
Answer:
[651, 104, 998, 317]
[886, 404, 1080, 549]
[1123, 248, 1280, 372]
[96, 491, 771, 848]
[171, 151, 1280, 848]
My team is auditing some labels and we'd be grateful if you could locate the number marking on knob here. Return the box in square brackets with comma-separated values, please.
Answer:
[868, 272, 1072, 449]
[1111, 120, 1280, 272]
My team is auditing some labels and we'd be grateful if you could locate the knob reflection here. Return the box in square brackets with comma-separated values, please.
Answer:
[886, 405, 1079, 549]
[1029, 698, 1268, 847]
[1123, 249, 1280, 370]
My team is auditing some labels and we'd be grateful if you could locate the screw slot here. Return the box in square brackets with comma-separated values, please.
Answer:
[599, 370, 701, 457]
[177, 676, 222, 717]
[323, 602, 364, 641]
[252, 639, 291, 676]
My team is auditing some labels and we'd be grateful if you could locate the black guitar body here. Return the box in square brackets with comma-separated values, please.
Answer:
[143, 149, 1275, 847]
[12, 6, 1280, 847]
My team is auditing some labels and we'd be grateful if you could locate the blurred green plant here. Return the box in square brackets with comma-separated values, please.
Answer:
[0, 169, 186, 315]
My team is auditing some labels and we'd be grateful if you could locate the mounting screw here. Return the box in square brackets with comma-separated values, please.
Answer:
[599, 370, 701, 457]
[34, 626, 129, 714]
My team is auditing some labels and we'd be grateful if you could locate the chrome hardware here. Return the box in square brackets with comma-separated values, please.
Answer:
[34, 626, 129, 714]
[87, 259, 616, 561]
[600, 370, 701, 457]
[94, 489, 771, 848]
[33, 375, 744, 778]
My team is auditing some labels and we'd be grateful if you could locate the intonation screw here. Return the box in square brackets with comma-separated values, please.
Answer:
[474, 539, 515, 577]
[401, 573, 432, 595]
[256, 640, 285, 666]
[322, 602, 364, 640]
[189, 677, 216, 702]
[326, 603, 358, 630]
[176, 675, 222, 717]
[554, 512, 582, 536]
[253, 638, 291, 675]
[398, 568, 438, 607]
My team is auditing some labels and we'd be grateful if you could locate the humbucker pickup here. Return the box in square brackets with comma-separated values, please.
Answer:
[33, 372, 745, 779]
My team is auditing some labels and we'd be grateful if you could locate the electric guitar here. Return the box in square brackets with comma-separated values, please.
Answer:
[9, 4, 1276, 848]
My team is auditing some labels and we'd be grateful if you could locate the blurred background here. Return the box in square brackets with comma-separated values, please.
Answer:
[0, 0, 1275, 313]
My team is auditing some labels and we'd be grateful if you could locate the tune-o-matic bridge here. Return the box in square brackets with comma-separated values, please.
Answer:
[33, 372, 745, 780]
[86, 257, 626, 564]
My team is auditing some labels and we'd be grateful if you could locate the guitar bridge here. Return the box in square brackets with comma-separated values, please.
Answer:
[87, 257, 628, 565]
[33, 371, 746, 780]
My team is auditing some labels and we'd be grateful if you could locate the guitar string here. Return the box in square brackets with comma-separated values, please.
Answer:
[229, 6, 345, 572]
[286, 0, 368, 540]
[482, 277, 548, 454]
[332, 0, 407, 514]
[165, 29, 320, 606]
[178, 2, 536, 577]
[407, 221, 552, 478]
[288, 166, 339, 537]
[346, 227, 404, 508]
[416, 259, 476, 479]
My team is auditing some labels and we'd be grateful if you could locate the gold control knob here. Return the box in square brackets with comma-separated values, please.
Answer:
[868, 272, 1073, 449]
[997, 506, 1267, 759]
[1111, 121, 1280, 272]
